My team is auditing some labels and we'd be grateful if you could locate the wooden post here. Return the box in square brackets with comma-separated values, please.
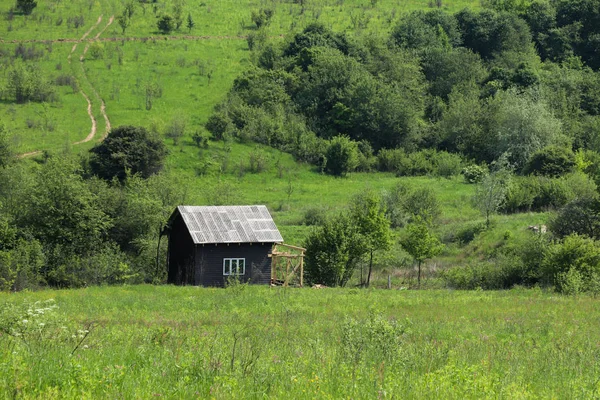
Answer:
[285, 258, 290, 287]
[300, 254, 304, 287]
[387, 275, 391, 290]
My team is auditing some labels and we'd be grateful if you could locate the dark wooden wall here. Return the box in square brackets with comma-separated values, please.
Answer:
[167, 214, 195, 285]
[195, 243, 273, 287]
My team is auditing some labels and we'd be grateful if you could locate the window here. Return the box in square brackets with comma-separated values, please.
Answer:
[223, 258, 246, 276]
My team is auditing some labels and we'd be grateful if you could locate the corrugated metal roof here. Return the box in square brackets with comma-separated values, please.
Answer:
[176, 205, 284, 244]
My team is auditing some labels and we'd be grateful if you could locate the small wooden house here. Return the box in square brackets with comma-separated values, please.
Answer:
[166, 205, 284, 287]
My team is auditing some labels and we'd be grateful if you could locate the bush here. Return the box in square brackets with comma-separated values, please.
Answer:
[205, 112, 232, 141]
[324, 136, 359, 177]
[502, 175, 575, 213]
[523, 145, 576, 177]
[543, 234, 600, 293]
[550, 196, 600, 240]
[461, 164, 487, 183]
[453, 221, 486, 244]
[433, 151, 463, 178]
[157, 14, 175, 34]
[89, 125, 168, 181]
[377, 148, 406, 172]
[251, 8, 274, 29]
[302, 207, 327, 226]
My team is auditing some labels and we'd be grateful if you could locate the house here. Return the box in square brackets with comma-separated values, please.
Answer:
[166, 205, 284, 287]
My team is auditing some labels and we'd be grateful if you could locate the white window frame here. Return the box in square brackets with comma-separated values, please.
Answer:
[223, 258, 246, 276]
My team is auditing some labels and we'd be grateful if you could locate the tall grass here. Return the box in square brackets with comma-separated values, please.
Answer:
[1, 285, 598, 398]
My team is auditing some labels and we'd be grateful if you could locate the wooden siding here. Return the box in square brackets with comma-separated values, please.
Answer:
[195, 243, 273, 287]
[167, 214, 195, 285]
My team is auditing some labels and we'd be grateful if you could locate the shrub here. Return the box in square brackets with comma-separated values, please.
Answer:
[205, 112, 232, 140]
[454, 221, 486, 244]
[324, 136, 359, 177]
[248, 147, 268, 173]
[157, 14, 175, 34]
[461, 164, 487, 183]
[432, 151, 463, 178]
[523, 145, 575, 177]
[251, 8, 274, 29]
[377, 148, 406, 172]
[302, 207, 327, 226]
[543, 234, 600, 293]
[550, 196, 600, 240]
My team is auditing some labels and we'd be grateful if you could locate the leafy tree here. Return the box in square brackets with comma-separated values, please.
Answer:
[4, 61, 55, 103]
[89, 125, 168, 181]
[0, 126, 13, 169]
[251, 8, 274, 29]
[400, 218, 444, 288]
[186, 13, 195, 33]
[324, 135, 359, 177]
[16, 0, 37, 15]
[543, 234, 600, 292]
[304, 214, 363, 287]
[550, 196, 600, 240]
[117, 11, 129, 34]
[473, 164, 512, 227]
[523, 145, 576, 177]
[283, 23, 355, 58]
[420, 47, 486, 100]
[456, 9, 533, 61]
[349, 190, 392, 287]
[390, 10, 461, 50]
[157, 14, 175, 34]
[488, 89, 564, 170]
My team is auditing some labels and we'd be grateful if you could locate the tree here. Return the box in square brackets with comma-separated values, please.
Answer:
[89, 125, 168, 181]
[523, 145, 576, 177]
[117, 11, 129, 35]
[304, 214, 363, 287]
[550, 196, 600, 240]
[16, 0, 37, 15]
[400, 218, 444, 288]
[473, 165, 511, 228]
[324, 135, 358, 177]
[186, 13, 195, 33]
[251, 8, 274, 29]
[0, 126, 13, 169]
[488, 90, 563, 171]
[157, 14, 175, 34]
[350, 191, 392, 287]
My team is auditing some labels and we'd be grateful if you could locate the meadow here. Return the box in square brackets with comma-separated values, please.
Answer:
[1, 285, 599, 398]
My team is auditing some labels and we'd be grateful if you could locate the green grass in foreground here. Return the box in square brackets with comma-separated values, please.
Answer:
[1, 285, 599, 398]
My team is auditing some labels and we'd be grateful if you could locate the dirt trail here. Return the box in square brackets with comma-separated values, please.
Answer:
[68, 15, 103, 64]
[19, 15, 113, 157]
[73, 91, 97, 145]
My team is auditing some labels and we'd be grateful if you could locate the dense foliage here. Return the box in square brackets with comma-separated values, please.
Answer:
[89, 125, 168, 182]
[207, 3, 600, 180]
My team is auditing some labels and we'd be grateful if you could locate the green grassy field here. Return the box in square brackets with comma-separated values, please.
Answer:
[1, 285, 599, 398]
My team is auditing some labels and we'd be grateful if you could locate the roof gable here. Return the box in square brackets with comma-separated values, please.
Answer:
[174, 205, 283, 245]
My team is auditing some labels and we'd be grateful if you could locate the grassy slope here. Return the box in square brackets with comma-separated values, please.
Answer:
[1, 285, 599, 398]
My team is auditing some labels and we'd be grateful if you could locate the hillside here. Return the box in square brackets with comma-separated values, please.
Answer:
[1, 0, 600, 292]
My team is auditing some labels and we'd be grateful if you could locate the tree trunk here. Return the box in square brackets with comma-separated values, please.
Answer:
[366, 250, 373, 288]
[155, 227, 163, 281]
[417, 260, 421, 289]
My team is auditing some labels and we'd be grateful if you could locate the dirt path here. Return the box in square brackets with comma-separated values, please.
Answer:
[73, 91, 97, 145]
[68, 15, 103, 64]
[15, 16, 258, 158]
[19, 15, 113, 157]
